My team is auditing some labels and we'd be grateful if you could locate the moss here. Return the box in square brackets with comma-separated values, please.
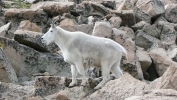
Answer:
[0, 42, 4, 49]
[5, 0, 32, 9]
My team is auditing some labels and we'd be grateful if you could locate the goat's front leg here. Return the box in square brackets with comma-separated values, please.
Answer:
[75, 62, 87, 86]
[69, 65, 78, 87]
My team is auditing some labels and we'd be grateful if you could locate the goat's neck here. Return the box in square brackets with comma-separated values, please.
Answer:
[54, 27, 70, 51]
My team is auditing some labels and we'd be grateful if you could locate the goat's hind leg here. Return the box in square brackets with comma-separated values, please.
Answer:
[111, 61, 123, 79]
[94, 62, 111, 90]
[69, 65, 78, 87]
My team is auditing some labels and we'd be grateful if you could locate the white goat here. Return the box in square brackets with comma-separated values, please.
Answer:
[41, 20, 127, 89]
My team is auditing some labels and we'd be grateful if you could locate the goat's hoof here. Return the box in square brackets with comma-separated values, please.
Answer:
[69, 82, 76, 87]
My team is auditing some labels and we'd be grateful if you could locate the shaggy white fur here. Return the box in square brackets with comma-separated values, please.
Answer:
[41, 21, 127, 89]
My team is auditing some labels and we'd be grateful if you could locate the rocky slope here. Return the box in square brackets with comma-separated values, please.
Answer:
[1, 0, 177, 100]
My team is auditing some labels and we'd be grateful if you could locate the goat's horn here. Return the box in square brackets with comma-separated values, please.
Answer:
[51, 17, 59, 28]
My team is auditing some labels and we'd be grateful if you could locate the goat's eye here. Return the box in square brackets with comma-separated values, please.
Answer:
[50, 30, 53, 32]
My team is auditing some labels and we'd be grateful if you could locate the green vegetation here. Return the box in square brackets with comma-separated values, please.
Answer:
[5, 0, 32, 9]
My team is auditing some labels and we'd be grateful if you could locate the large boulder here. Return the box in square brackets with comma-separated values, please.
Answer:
[18, 20, 41, 32]
[136, 0, 165, 18]
[4, 9, 48, 23]
[0, 48, 18, 84]
[0, 37, 70, 83]
[92, 21, 112, 37]
[85, 73, 149, 100]
[149, 48, 174, 76]
[30, 2, 75, 16]
[14, 29, 58, 52]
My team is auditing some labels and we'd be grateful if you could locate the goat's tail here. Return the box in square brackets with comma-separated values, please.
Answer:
[117, 43, 127, 59]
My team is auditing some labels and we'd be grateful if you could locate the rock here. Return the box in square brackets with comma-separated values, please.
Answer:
[119, 26, 135, 39]
[4, 9, 48, 23]
[142, 23, 161, 39]
[124, 0, 151, 23]
[60, 19, 93, 35]
[149, 48, 174, 76]
[165, 4, 177, 23]
[0, 37, 70, 83]
[168, 48, 177, 62]
[110, 10, 136, 27]
[125, 89, 177, 100]
[160, 62, 177, 90]
[92, 21, 112, 37]
[31, 2, 75, 16]
[101, 0, 116, 10]
[131, 21, 150, 32]
[14, 29, 58, 52]
[33, 76, 66, 96]
[113, 28, 144, 79]
[71, 1, 109, 21]
[153, 15, 167, 24]
[137, 49, 152, 72]
[160, 0, 177, 5]
[136, 0, 165, 18]
[135, 30, 162, 50]
[0, 48, 18, 83]
[108, 16, 122, 28]
[18, 20, 41, 32]
[158, 21, 177, 49]
[33, 76, 97, 98]
[45, 93, 69, 100]
[0, 82, 34, 100]
[0, 22, 11, 37]
[85, 73, 149, 100]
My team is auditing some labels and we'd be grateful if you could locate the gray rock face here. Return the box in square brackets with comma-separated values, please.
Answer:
[165, 4, 177, 23]
[0, 48, 18, 84]
[31, 2, 75, 16]
[0, 37, 70, 83]
[135, 30, 162, 50]
[0, 82, 34, 100]
[71, 1, 109, 23]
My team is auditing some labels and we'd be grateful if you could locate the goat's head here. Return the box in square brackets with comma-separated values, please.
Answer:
[41, 19, 58, 45]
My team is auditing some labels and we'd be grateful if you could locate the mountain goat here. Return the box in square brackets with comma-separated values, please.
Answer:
[41, 20, 127, 89]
